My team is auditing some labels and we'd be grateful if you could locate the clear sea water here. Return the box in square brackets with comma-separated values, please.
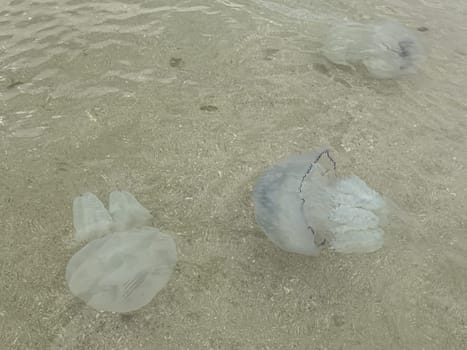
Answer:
[1, 0, 466, 349]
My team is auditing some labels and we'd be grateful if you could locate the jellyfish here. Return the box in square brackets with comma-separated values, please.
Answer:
[253, 152, 324, 256]
[72, 191, 154, 242]
[108, 191, 154, 232]
[66, 191, 177, 312]
[321, 20, 424, 79]
[66, 227, 177, 313]
[72, 192, 113, 242]
[253, 149, 387, 255]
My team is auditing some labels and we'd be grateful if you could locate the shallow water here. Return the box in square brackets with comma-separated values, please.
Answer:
[1, 0, 466, 349]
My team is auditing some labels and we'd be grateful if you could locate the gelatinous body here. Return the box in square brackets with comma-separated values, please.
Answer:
[109, 191, 153, 232]
[72, 192, 113, 242]
[66, 228, 176, 313]
[254, 152, 323, 256]
[67, 191, 176, 312]
[321, 20, 423, 79]
[254, 149, 387, 255]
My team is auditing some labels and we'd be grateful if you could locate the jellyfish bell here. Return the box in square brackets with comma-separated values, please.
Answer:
[253, 149, 388, 255]
[361, 20, 424, 79]
[253, 149, 338, 256]
[253, 152, 326, 256]
[65, 227, 177, 313]
[321, 19, 424, 79]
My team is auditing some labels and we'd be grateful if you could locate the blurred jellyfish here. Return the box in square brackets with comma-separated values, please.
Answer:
[321, 20, 424, 79]
[66, 191, 176, 312]
[72, 191, 154, 243]
[72, 192, 113, 242]
[108, 191, 154, 232]
[254, 149, 388, 255]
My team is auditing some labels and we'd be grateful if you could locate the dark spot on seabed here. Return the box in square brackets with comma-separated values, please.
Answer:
[312, 63, 330, 76]
[333, 77, 352, 88]
[169, 57, 184, 68]
[119, 313, 134, 322]
[417, 26, 429, 32]
[398, 40, 413, 58]
[262, 48, 280, 60]
[332, 314, 345, 327]
[6, 80, 24, 89]
[200, 105, 218, 112]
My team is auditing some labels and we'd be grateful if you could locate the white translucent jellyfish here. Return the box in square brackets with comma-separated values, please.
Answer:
[72, 192, 113, 242]
[321, 20, 424, 79]
[72, 191, 154, 242]
[67, 191, 176, 312]
[66, 227, 177, 313]
[253, 149, 387, 255]
[109, 191, 153, 232]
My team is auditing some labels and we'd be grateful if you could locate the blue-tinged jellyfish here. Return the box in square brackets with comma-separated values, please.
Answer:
[254, 149, 388, 255]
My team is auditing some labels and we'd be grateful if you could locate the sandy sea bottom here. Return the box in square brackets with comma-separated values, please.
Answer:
[1, 0, 466, 349]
